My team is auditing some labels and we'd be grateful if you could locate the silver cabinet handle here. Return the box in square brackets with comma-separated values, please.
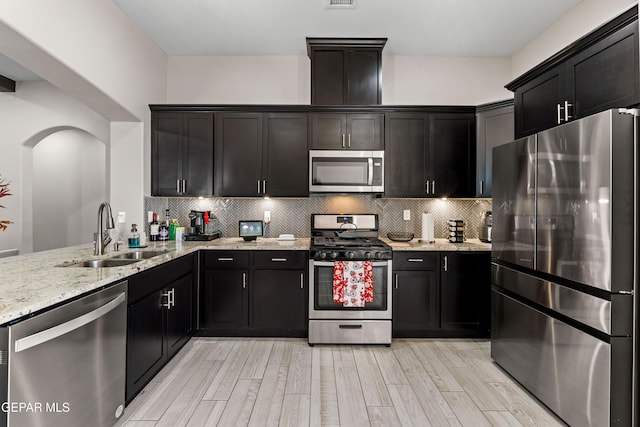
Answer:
[480, 180, 484, 194]
[564, 100, 572, 122]
[342, 133, 346, 148]
[170, 288, 175, 308]
[15, 292, 126, 353]
[431, 180, 435, 194]
[395, 273, 398, 290]
[162, 288, 175, 310]
[443, 255, 448, 272]
[182, 180, 186, 193]
[257, 180, 261, 194]
[242, 272, 247, 289]
[557, 103, 562, 124]
[408, 258, 424, 262]
[177, 179, 181, 193]
[263, 179, 266, 194]
[425, 181, 430, 195]
[348, 134, 351, 148]
[218, 257, 234, 261]
[271, 258, 288, 262]
[300, 272, 304, 289]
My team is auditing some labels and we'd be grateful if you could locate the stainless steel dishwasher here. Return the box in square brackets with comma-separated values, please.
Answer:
[0, 281, 127, 427]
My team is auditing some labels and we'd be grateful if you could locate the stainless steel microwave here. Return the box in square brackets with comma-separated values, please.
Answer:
[309, 150, 384, 193]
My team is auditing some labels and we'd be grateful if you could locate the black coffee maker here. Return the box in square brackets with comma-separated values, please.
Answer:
[185, 210, 221, 241]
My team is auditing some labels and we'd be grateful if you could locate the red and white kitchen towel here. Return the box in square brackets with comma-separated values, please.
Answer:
[332, 261, 374, 307]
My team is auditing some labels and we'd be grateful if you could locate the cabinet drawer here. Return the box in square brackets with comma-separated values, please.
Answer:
[204, 251, 250, 269]
[393, 252, 438, 270]
[128, 254, 194, 304]
[253, 251, 307, 270]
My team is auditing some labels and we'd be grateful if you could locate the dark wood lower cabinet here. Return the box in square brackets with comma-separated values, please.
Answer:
[392, 251, 490, 338]
[440, 252, 491, 336]
[126, 254, 195, 404]
[393, 270, 439, 337]
[199, 250, 308, 337]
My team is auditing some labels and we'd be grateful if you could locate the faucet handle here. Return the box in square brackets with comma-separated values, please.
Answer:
[114, 241, 121, 251]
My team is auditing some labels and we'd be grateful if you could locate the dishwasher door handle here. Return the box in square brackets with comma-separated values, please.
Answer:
[14, 292, 127, 353]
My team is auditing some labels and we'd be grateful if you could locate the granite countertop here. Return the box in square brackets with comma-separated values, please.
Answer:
[0, 237, 310, 325]
[382, 238, 491, 251]
[0, 236, 489, 325]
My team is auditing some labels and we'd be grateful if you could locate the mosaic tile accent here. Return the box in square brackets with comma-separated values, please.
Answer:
[145, 196, 491, 239]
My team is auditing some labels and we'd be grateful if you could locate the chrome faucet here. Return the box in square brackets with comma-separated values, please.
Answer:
[94, 202, 115, 256]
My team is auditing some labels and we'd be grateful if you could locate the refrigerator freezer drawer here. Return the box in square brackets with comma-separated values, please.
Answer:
[491, 289, 632, 427]
[491, 263, 633, 336]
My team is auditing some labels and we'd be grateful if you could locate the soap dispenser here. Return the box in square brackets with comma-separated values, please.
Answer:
[128, 224, 140, 248]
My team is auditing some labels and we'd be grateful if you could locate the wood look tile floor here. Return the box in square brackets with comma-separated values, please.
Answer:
[117, 338, 565, 427]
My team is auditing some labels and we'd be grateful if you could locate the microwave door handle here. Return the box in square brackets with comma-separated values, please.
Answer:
[368, 158, 373, 186]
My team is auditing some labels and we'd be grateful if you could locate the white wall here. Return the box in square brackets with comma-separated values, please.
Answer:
[32, 130, 105, 252]
[166, 55, 512, 105]
[0, 0, 169, 247]
[511, 0, 638, 79]
[0, 81, 110, 253]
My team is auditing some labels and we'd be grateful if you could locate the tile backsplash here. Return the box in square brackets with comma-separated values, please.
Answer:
[144, 195, 491, 239]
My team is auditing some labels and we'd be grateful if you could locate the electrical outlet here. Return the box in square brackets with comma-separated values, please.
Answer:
[264, 210, 271, 224]
[403, 210, 411, 221]
[117, 212, 126, 224]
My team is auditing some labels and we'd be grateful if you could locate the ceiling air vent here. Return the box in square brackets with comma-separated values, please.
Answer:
[328, 0, 356, 8]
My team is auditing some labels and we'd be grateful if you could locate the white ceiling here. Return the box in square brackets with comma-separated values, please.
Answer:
[1, 0, 584, 82]
[112, 0, 583, 56]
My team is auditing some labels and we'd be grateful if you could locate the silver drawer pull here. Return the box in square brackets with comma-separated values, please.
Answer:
[242, 272, 247, 289]
[338, 324, 362, 329]
[407, 258, 424, 262]
[271, 258, 288, 262]
[300, 273, 304, 289]
[218, 257, 234, 261]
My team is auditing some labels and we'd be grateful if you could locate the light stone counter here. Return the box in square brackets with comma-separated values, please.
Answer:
[382, 238, 491, 252]
[0, 237, 310, 325]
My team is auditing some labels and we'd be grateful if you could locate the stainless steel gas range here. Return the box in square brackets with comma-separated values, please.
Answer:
[308, 214, 392, 346]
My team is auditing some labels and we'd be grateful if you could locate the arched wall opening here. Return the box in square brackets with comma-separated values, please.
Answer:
[22, 126, 109, 253]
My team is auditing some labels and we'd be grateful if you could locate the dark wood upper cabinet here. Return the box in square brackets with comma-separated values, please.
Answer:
[215, 112, 308, 197]
[385, 112, 475, 198]
[309, 112, 383, 150]
[429, 113, 476, 198]
[508, 8, 638, 138]
[151, 112, 214, 196]
[476, 102, 514, 197]
[307, 38, 386, 105]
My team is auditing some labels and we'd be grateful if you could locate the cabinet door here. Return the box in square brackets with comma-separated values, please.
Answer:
[429, 113, 476, 197]
[166, 274, 193, 358]
[311, 50, 344, 105]
[215, 113, 263, 196]
[309, 113, 347, 149]
[566, 20, 639, 119]
[202, 269, 249, 330]
[513, 66, 564, 138]
[126, 289, 165, 403]
[345, 49, 380, 105]
[346, 113, 383, 150]
[440, 252, 491, 336]
[263, 113, 309, 197]
[252, 269, 307, 334]
[476, 105, 514, 197]
[183, 113, 214, 196]
[392, 270, 439, 336]
[384, 113, 429, 197]
[152, 112, 183, 196]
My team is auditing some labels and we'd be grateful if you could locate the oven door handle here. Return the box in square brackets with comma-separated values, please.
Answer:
[312, 260, 390, 267]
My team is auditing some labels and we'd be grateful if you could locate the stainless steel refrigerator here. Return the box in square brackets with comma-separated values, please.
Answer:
[491, 109, 637, 426]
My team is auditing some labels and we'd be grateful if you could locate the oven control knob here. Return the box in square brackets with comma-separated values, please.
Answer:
[364, 252, 372, 259]
[330, 252, 338, 259]
[347, 251, 355, 259]
[375, 252, 383, 259]
[318, 252, 327, 259]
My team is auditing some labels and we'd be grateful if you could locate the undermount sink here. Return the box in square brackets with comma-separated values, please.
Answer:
[63, 258, 141, 268]
[108, 250, 171, 260]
